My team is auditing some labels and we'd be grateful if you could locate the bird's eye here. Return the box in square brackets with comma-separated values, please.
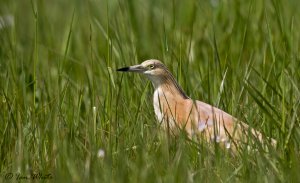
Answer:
[148, 64, 155, 69]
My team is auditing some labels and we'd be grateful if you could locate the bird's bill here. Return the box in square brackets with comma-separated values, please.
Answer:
[117, 64, 145, 73]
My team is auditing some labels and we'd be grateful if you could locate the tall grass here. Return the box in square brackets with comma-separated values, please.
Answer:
[0, 0, 299, 182]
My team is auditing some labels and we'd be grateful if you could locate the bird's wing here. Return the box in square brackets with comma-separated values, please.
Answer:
[195, 101, 236, 144]
[196, 101, 277, 150]
[194, 100, 276, 148]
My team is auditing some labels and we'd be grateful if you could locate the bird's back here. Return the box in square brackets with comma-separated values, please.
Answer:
[156, 95, 275, 150]
[194, 100, 242, 148]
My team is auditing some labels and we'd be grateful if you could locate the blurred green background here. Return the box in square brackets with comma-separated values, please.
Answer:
[0, 0, 300, 182]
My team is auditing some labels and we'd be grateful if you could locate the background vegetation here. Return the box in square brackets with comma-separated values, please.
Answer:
[0, 0, 300, 182]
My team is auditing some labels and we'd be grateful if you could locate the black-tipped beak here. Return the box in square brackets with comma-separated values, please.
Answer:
[116, 64, 145, 73]
[117, 67, 130, 72]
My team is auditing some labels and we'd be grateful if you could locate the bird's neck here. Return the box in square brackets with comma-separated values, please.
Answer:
[148, 73, 189, 100]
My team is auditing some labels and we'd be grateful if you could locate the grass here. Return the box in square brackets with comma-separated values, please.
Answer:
[0, 0, 300, 182]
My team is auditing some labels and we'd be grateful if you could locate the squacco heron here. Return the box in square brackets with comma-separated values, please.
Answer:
[117, 59, 276, 150]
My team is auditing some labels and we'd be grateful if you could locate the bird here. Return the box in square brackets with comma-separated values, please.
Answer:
[117, 59, 276, 150]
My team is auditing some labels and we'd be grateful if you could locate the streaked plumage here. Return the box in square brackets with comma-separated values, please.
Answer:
[117, 59, 276, 150]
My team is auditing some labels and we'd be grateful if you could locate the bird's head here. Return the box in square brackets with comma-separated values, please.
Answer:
[117, 59, 189, 98]
[117, 59, 169, 86]
[117, 59, 166, 75]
